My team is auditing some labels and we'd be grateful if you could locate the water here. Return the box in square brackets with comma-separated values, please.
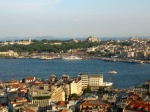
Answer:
[0, 58, 150, 88]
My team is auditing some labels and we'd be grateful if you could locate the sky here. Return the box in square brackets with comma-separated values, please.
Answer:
[0, 0, 150, 39]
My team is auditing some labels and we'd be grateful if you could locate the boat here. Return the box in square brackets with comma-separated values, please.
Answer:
[133, 60, 144, 64]
[122, 59, 144, 64]
[102, 58, 116, 62]
[39, 56, 54, 60]
[62, 56, 82, 60]
[103, 82, 113, 86]
[108, 70, 117, 74]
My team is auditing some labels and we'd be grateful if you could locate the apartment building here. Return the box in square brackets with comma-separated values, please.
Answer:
[70, 79, 82, 95]
[80, 74, 104, 91]
[89, 75, 103, 91]
[80, 74, 89, 89]
[51, 85, 65, 101]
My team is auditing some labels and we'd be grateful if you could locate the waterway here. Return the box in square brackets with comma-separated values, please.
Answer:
[0, 58, 150, 88]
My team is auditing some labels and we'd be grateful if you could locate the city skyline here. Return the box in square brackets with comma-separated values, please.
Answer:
[0, 0, 150, 38]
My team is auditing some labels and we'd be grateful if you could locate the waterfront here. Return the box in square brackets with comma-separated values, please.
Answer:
[0, 58, 150, 88]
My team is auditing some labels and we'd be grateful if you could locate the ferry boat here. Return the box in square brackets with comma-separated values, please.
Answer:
[39, 56, 54, 60]
[108, 70, 117, 74]
[62, 56, 82, 60]
[122, 59, 143, 64]
[103, 82, 113, 86]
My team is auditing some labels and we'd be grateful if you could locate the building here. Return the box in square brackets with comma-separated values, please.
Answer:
[22, 76, 36, 83]
[51, 85, 65, 101]
[62, 74, 69, 81]
[15, 37, 32, 45]
[89, 75, 103, 91]
[127, 51, 135, 58]
[86, 47, 97, 53]
[49, 75, 57, 83]
[70, 78, 82, 95]
[80, 74, 104, 91]
[124, 101, 150, 112]
[63, 83, 70, 100]
[29, 84, 51, 111]
[0, 50, 18, 57]
[86, 36, 100, 42]
[80, 74, 89, 89]
[2, 38, 32, 46]
[80, 100, 111, 112]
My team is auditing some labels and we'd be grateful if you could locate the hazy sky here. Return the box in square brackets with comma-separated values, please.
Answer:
[0, 0, 150, 38]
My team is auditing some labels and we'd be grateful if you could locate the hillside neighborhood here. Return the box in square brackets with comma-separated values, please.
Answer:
[0, 73, 150, 112]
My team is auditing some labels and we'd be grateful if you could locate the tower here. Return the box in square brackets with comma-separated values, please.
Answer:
[28, 37, 31, 43]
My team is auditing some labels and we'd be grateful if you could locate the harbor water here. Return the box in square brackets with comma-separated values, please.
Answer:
[0, 58, 150, 88]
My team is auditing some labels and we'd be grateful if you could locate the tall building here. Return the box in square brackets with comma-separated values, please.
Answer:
[80, 74, 89, 89]
[80, 74, 104, 91]
[89, 75, 103, 91]
[70, 79, 82, 95]
[51, 85, 65, 101]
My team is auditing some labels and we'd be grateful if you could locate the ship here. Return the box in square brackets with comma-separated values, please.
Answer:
[39, 56, 54, 60]
[102, 58, 116, 62]
[103, 82, 113, 86]
[108, 70, 117, 74]
[62, 56, 82, 60]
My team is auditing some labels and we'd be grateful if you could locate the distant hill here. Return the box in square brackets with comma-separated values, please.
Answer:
[32, 36, 87, 41]
[0, 36, 87, 41]
[0, 36, 130, 41]
[0, 36, 56, 41]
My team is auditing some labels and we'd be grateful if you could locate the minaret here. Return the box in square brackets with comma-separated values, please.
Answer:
[28, 37, 31, 44]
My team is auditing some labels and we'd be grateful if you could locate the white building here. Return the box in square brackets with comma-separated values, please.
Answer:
[89, 75, 103, 91]
[70, 79, 82, 95]
[89, 75, 103, 86]
[80, 74, 104, 91]
[86, 47, 97, 53]
[86, 36, 100, 42]
[81, 74, 89, 89]
[16, 38, 32, 45]
[0, 50, 18, 57]
[1, 38, 32, 46]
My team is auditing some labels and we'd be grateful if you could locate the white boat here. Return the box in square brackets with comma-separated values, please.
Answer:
[62, 56, 82, 60]
[102, 58, 116, 62]
[133, 60, 144, 64]
[39, 56, 53, 60]
[108, 71, 117, 74]
[103, 82, 113, 86]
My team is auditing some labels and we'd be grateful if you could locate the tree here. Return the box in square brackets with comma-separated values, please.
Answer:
[69, 93, 79, 99]
[83, 85, 91, 94]
[98, 87, 105, 94]
[98, 87, 108, 94]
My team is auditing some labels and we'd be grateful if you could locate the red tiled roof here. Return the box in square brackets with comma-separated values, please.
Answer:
[81, 100, 110, 107]
[60, 109, 67, 112]
[145, 106, 150, 111]
[25, 77, 35, 80]
[56, 101, 67, 106]
[15, 97, 24, 101]
[126, 101, 150, 111]
[9, 83, 26, 88]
